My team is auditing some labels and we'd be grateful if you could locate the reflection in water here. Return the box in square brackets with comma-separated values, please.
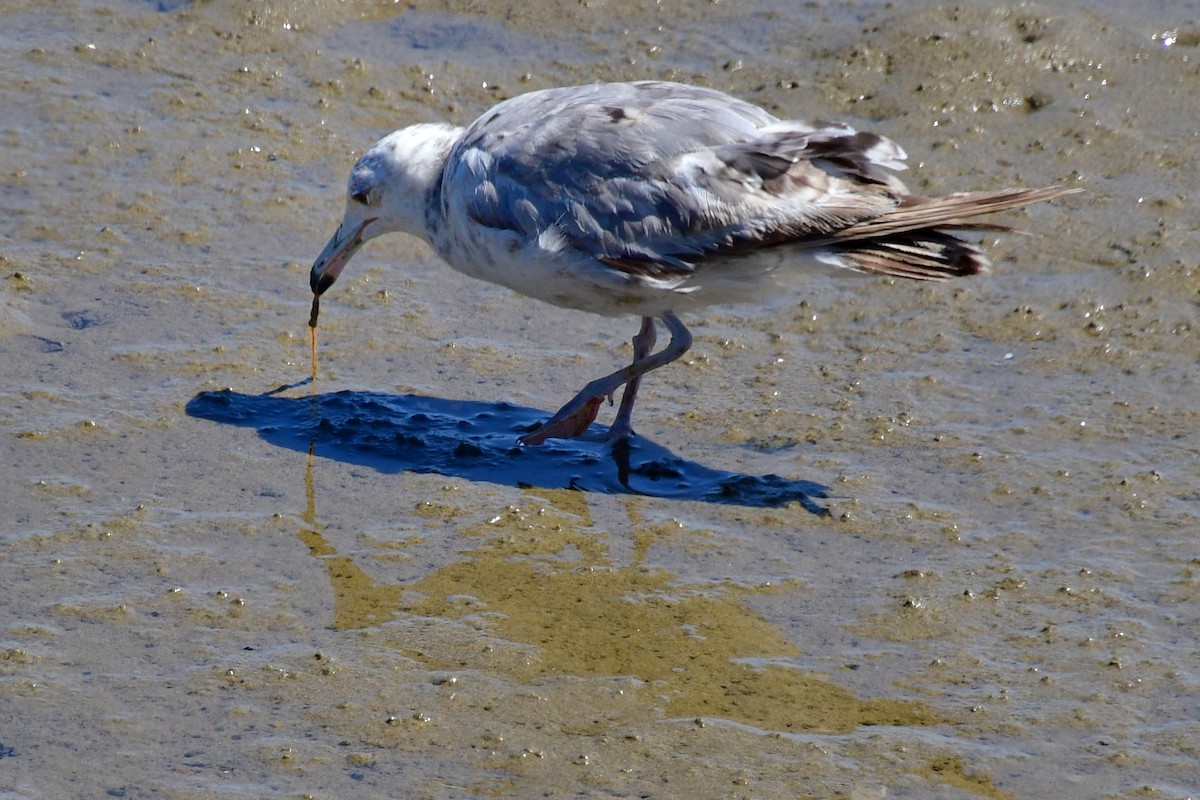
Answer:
[291, 438, 939, 735]
[187, 387, 830, 512]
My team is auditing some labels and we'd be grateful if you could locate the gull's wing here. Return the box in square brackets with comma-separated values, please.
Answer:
[443, 81, 909, 278]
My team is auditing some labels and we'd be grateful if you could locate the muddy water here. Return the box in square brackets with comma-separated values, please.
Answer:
[2, 0, 1198, 797]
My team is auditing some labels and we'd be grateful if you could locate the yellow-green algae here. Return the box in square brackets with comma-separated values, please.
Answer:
[284, 457, 1033, 797]
[297, 454, 938, 735]
[920, 756, 1019, 800]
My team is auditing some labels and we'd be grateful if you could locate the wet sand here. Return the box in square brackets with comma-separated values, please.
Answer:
[1, 1, 1197, 797]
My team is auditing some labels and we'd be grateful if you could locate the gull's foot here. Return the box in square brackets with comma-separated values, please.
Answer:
[604, 419, 635, 444]
[519, 395, 605, 445]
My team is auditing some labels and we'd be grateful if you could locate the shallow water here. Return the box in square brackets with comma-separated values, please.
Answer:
[2, 1, 1198, 798]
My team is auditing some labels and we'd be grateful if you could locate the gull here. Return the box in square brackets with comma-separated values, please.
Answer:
[309, 80, 1073, 445]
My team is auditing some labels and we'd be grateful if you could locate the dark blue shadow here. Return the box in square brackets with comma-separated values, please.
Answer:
[186, 388, 830, 514]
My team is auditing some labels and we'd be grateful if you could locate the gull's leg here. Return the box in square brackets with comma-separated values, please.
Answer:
[520, 313, 691, 445]
[607, 316, 656, 442]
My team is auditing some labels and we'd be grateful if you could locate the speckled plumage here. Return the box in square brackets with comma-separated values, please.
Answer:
[310, 80, 1075, 443]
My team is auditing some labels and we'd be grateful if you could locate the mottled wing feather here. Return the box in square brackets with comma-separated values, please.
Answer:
[445, 81, 1074, 285]
[447, 81, 909, 276]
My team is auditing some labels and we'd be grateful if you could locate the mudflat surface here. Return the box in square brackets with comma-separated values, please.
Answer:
[1, 1, 1197, 798]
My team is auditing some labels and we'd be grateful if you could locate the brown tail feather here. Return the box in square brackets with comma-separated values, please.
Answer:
[821, 186, 1078, 280]
[836, 186, 1078, 241]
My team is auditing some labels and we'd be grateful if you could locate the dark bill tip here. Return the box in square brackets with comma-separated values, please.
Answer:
[311, 271, 337, 296]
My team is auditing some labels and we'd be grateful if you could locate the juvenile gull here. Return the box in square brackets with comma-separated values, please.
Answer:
[310, 80, 1074, 444]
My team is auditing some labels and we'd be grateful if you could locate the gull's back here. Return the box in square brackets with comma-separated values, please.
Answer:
[421, 81, 1062, 318]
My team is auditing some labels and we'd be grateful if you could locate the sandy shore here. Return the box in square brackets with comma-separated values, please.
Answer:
[1, 1, 1197, 797]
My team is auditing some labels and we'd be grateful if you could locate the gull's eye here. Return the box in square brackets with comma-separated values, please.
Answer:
[348, 171, 379, 206]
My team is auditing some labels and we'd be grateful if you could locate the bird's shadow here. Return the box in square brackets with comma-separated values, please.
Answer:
[185, 386, 830, 514]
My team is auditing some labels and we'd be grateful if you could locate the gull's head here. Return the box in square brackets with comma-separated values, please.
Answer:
[310, 123, 462, 295]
